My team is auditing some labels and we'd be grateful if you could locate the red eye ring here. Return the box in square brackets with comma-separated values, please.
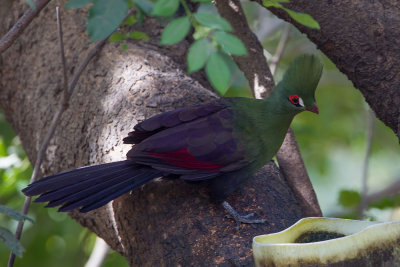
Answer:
[289, 95, 300, 105]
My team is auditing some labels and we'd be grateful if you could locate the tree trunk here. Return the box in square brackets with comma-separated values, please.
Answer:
[0, 1, 306, 265]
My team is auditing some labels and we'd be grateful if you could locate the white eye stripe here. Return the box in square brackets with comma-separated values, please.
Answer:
[298, 97, 305, 107]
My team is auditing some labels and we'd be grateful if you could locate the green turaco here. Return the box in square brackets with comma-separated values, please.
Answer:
[23, 54, 323, 227]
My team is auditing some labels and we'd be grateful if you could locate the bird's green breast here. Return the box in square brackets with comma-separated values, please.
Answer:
[223, 97, 295, 173]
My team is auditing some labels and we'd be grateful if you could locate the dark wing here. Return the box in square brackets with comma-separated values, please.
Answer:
[123, 99, 227, 144]
[126, 98, 255, 181]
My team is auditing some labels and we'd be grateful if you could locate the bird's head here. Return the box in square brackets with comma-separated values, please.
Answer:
[274, 54, 323, 115]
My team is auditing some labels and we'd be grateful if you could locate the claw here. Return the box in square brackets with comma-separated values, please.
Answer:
[222, 201, 266, 230]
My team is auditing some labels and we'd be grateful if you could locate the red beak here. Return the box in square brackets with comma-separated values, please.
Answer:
[306, 103, 319, 114]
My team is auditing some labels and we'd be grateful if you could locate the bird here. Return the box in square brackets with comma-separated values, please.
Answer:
[23, 54, 323, 228]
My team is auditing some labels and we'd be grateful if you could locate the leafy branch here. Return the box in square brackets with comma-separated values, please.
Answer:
[0, 205, 33, 258]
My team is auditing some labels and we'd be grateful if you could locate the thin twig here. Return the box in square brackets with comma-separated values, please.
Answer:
[0, 0, 50, 54]
[328, 177, 400, 218]
[57, 6, 69, 108]
[358, 108, 375, 218]
[366, 179, 400, 204]
[269, 23, 291, 75]
[7, 6, 68, 266]
[8, 8, 109, 267]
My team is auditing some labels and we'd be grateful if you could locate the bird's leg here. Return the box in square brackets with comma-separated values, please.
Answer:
[222, 201, 266, 230]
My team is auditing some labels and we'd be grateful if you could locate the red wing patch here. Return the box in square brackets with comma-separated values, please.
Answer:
[148, 147, 222, 172]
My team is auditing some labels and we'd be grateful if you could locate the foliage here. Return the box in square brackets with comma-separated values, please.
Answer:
[337, 189, 400, 215]
[160, 16, 191, 45]
[65, 0, 248, 95]
[64, 0, 319, 95]
[369, 195, 400, 210]
[0, 202, 35, 258]
[262, 0, 320, 29]
[338, 190, 361, 208]
[0, 227, 25, 257]
[0, 203, 34, 258]
[0, 205, 34, 223]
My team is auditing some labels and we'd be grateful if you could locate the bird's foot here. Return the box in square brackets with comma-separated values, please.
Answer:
[222, 201, 266, 230]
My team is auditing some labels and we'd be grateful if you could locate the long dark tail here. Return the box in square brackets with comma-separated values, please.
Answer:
[22, 161, 162, 212]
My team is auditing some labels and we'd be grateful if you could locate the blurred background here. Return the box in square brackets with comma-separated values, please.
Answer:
[1, 2, 399, 266]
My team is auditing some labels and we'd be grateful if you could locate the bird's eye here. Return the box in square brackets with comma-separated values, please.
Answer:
[288, 95, 300, 105]
[288, 95, 305, 107]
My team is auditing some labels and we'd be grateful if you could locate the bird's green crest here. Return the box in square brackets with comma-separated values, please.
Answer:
[276, 54, 323, 109]
[271, 54, 322, 113]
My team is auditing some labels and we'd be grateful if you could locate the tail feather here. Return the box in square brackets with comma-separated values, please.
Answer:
[61, 171, 159, 212]
[23, 161, 129, 195]
[34, 164, 137, 202]
[22, 161, 162, 212]
[40, 170, 141, 206]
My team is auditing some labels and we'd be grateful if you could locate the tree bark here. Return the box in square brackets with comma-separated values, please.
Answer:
[0, 1, 306, 265]
[255, 0, 400, 141]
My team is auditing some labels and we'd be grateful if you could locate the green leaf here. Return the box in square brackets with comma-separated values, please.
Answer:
[161, 16, 191, 45]
[122, 43, 128, 51]
[25, 0, 35, 8]
[109, 32, 127, 42]
[261, 1, 319, 30]
[338, 190, 361, 208]
[213, 31, 247, 56]
[282, 7, 320, 29]
[87, 0, 128, 42]
[193, 12, 233, 32]
[187, 38, 209, 73]
[262, 0, 289, 8]
[123, 15, 137, 26]
[0, 227, 25, 257]
[369, 195, 400, 210]
[66, 0, 93, 9]
[205, 52, 230, 95]
[134, 0, 153, 14]
[128, 31, 150, 40]
[370, 197, 395, 209]
[151, 0, 179, 17]
[0, 205, 34, 223]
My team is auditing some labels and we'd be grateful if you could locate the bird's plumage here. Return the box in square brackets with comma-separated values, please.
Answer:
[23, 54, 323, 214]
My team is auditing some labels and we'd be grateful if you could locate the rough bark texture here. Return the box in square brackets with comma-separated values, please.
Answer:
[255, 0, 400, 141]
[0, 1, 306, 265]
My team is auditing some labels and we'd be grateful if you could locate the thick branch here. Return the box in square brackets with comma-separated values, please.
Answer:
[254, 0, 400, 141]
[215, 0, 275, 99]
[215, 0, 322, 217]
[276, 129, 322, 217]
